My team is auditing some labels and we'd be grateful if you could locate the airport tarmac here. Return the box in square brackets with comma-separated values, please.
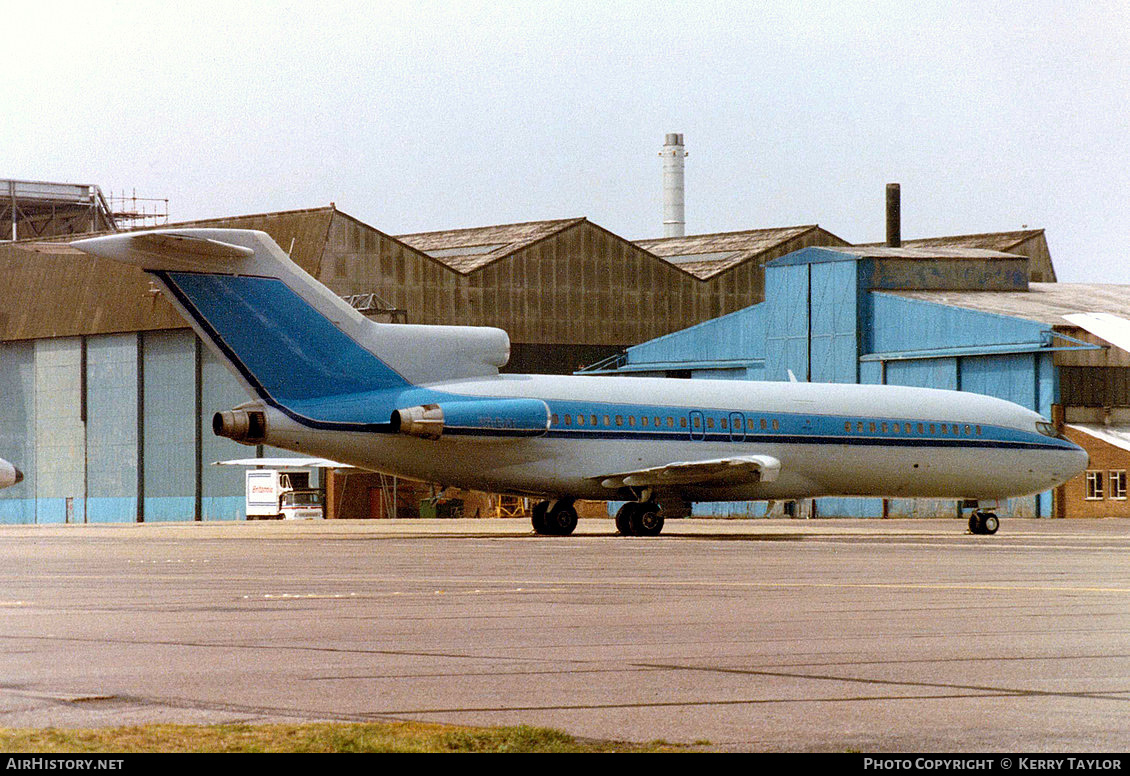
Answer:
[1, 517, 1128, 752]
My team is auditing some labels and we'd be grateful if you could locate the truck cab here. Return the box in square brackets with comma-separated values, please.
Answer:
[279, 489, 324, 520]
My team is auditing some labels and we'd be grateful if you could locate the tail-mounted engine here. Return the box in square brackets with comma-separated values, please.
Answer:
[391, 399, 550, 440]
[213, 409, 268, 444]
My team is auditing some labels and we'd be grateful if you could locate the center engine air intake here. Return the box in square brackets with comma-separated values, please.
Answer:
[391, 399, 551, 440]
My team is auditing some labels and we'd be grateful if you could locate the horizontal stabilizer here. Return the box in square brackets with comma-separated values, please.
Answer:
[71, 231, 254, 271]
[65, 228, 513, 409]
[597, 454, 782, 489]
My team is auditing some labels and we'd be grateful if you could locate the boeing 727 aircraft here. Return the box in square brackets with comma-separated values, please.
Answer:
[0, 458, 23, 490]
[69, 229, 1088, 536]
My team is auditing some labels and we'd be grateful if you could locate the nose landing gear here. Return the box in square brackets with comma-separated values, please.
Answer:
[967, 510, 1000, 535]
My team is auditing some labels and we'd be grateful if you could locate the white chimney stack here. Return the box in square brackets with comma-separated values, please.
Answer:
[660, 133, 687, 237]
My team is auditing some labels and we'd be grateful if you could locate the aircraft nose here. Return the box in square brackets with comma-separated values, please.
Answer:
[12, 467, 22, 485]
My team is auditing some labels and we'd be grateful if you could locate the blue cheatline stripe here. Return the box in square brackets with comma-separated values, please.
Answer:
[160, 272, 411, 402]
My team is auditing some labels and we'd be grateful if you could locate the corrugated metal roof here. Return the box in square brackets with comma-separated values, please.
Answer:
[634, 225, 831, 279]
[819, 245, 1022, 261]
[887, 283, 1130, 326]
[860, 229, 1045, 251]
[396, 218, 586, 273]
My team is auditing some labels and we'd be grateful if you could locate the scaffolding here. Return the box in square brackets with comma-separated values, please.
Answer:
[107, 189, 169, 230]
[1, 179, 118, 240]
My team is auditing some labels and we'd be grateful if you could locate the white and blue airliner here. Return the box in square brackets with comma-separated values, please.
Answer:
[69, 229, 1088, 536]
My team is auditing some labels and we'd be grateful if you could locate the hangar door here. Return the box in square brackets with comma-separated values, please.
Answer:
[766, 260, 858, 383]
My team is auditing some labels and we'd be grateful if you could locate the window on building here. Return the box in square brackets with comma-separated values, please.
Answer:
[1086, 470, 1104, 500]
[1111, 470, 1127, 500]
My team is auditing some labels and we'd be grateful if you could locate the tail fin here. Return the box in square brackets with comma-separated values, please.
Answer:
[71, 229, 510, 408]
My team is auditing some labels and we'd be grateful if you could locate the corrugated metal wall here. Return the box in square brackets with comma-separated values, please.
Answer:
[142, 330, 197, 522]
[0, 329, 281, 524]
[34, 338, 85, 523]
[86, 335, 138, 523]
[200, 347, 251, 521]
[0, 342, 36, 523]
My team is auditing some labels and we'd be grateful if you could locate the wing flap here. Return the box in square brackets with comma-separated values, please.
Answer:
[597, 454, 781, 489]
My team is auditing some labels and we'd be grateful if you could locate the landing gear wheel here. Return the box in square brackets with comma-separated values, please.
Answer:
[617, 503, 664, 536]
[629, 507, 664, 537]
[545, 502, 578, 536]
[981, 513, 999, 535]
[615, 503, 634, 535]
[531, 501, 551, 535]
[968, 511, 999, 535]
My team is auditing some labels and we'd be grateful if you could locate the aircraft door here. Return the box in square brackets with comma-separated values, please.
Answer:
[689, 411, 705, 441]
[729, 412, 746, 442]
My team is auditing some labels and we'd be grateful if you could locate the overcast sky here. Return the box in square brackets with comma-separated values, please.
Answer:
[6, 1, 1128, 282]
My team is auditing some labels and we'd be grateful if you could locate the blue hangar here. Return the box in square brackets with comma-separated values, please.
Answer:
[584, 241, 1126, 519]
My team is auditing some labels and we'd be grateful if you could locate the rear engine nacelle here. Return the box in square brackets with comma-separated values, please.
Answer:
[391, 399, 551, 440]
[213, 409, 268, 445]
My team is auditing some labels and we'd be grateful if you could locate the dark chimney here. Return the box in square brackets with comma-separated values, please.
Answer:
[886, 183, 901, 247]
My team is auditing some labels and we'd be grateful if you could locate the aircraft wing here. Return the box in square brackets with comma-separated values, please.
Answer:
[595, 454, 781, 489]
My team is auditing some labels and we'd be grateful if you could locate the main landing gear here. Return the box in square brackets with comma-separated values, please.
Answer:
[615, 502, 664, 537]
[530, 497, 667, 537]
[531, 499, 578, 536]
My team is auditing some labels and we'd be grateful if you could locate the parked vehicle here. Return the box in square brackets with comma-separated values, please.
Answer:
[246, 469, 323, 520]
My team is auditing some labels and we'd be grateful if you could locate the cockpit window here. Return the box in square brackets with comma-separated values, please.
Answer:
[1035, 421, 1064, 439]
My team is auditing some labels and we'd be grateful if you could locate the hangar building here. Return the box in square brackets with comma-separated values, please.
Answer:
[589, 238, 1129, 519]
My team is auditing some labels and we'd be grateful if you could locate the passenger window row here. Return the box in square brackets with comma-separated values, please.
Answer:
[548, 411, 982, 437]
[843, 420, 982, 436]
[548, 412, 782, 431]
